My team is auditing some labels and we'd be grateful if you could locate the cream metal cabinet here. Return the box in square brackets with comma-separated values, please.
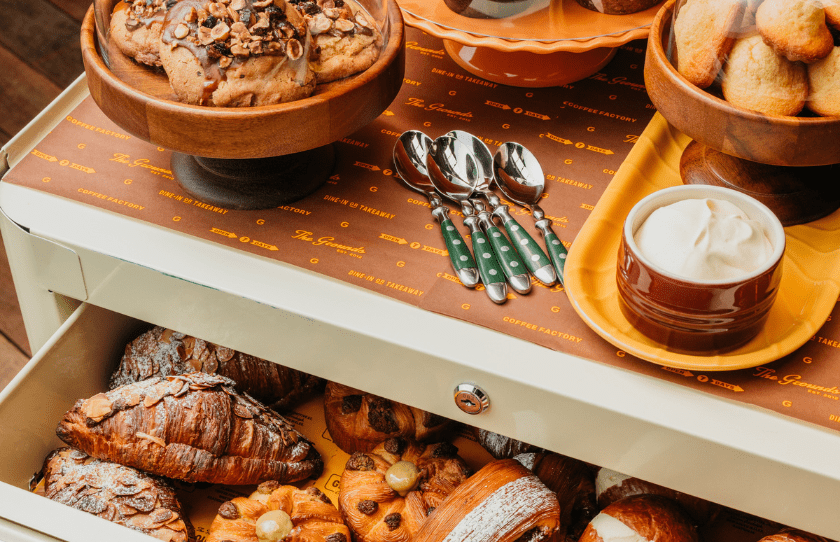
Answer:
[2, 78, 840, 542]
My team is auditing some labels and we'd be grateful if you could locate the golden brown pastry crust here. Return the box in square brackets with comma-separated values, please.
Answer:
[578, 494, 700, 542]
[208, 482, 351, 542]
[110, 326, 325, 411]
[515, 452, 597, 542]
[109, 0, 168, 67]
[39, 447, 194, 542]
[324, 382, 459, 453]
[756, 0, 834, 63]
[674, 0, 745, 88]
[57, 372, 323, 485]
[338, 438, 471, 542]
[412, 459, 561, 542]
[474, 427, 544, 459]
[594, 467, 720, 526]
[759, 529, 836, 542]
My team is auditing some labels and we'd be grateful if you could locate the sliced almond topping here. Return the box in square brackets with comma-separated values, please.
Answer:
[136, 432, 166, 447]
[83, 393, 113, 422]
[215, 345, 235, 362]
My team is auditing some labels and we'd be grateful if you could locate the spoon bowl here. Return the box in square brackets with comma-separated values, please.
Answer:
[393, 131, 480, 288]
[494, 142, 569, 285]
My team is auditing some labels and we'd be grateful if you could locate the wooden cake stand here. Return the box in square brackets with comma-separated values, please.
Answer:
[644, 0, 840, 226]
[81, 0, 405, 210]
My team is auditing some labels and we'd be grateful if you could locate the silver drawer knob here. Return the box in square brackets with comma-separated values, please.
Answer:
[453, 383, 490, 415]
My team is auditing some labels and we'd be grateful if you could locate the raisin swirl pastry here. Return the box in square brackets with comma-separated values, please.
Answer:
[109, 0, 175, 67]
[339, 437, 471, 542]
[56, 373, 323, 485]
[159, 0, 316, 106]
[37, 447, 194, 542]
[324, 382, 459, 453]
[514, 452, 597, 542]
[293, 0, 382, 83]
[208, 481, 351, 542]
[412, 459, 561, 542]
[110, 326, 325, 411]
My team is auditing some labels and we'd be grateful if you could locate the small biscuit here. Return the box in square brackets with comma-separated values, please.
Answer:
[674, 0, 744, 88]
[822, 0, 840, 30]
[722, 34, 809, 116]
[808, 46, 840, 116]
[756, 0, 833, 63]
[109, 0, 170, 66]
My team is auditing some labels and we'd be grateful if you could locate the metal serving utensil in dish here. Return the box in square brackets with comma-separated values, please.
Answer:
[393, 130, 480, 289]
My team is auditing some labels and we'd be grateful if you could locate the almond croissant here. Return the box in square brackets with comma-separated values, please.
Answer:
[110, 326, 325, 411]
[37, 447, 194, 542]
[56, 373, 323, 485]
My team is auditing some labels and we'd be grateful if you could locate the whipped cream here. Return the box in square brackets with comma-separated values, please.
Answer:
[633, 198, 773, 281]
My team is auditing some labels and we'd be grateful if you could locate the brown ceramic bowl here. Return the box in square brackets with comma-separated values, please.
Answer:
[616, 185, 785, 354]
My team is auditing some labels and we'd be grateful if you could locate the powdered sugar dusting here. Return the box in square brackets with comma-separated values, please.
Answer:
[441, 475, 557, 542]
[590, 512, 651, 542]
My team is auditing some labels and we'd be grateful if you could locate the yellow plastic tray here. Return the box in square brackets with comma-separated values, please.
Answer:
[564, 113, 840, 371]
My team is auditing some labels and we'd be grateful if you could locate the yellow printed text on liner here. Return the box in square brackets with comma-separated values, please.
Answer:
[348, 270, 424, 297]
[110, 154, 173, 179]
[501, 316, 583, 343]
[323, 194, 395, 220]
[78, 188, 144, 210]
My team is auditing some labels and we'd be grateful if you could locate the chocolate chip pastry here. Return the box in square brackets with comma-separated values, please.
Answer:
[323, 381, 460, 453]
[110, 326, 325, 411]
[338, 437, 472, 542]
[207, 481, 351, 542]
[56, 372, 323, 485]
[36, 447, 194, 542]
[514, 452, 598, 542]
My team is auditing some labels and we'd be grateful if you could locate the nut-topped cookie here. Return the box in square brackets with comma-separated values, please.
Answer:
[159, 0, 316, 106]
[110, 0, 175, 66]
[293, 0, 382, 83]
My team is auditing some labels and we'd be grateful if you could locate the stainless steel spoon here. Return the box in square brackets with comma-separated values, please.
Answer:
[446, 130, 555, 288]
[393, 131, 480, 289]
[494, 142, 568, 285]
[433, 132, 531, 295]
[426, 136, 508, 305]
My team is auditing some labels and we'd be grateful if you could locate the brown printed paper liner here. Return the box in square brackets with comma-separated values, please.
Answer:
[4, 28, 840, 433]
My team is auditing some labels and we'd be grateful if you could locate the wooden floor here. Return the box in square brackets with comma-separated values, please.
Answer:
[0, 0, 93, 389]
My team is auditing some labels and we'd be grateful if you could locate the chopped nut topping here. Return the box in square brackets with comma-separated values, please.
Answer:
[286, 38, 303, 59]
[198, 26, 215, 44]
[334, 17, 354, 32]
[309, 13, 332, 34]
[173, 23, 190, 39]
[184, 6, 198, 22]
[211, 21, 231, 41]
[207, 2, 227, 19]
[230, 0, 246, 9]
[230, 43, 250, 56]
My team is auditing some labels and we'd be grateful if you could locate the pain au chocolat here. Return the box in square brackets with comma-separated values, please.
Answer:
[37, 447, 194, 542]
[207, 481, 351, 542]
[56, 373, 323, 485]
[412, 459, 561, 542]
[110, 326, 325, 412]
[338, 437, 471, 542]
[324, 381, 459, 453]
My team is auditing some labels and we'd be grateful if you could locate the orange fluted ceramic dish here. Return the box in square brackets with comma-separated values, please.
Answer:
[563, 112, 840, 371]
[396, 0, 662, 87]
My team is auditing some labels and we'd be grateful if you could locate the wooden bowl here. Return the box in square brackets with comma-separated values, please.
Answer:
[80, 0, 405, 209]
[644, 0, 840, 225]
